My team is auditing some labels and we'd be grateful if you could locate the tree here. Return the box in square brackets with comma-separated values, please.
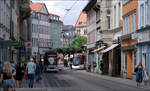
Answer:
[55, 36, 87, 55]
[71, 36, 87, 53]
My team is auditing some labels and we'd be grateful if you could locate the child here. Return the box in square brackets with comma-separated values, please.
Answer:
[143, 68, 149, 86]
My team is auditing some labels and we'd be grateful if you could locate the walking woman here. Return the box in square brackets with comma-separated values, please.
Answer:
[135, 62, 143, 87]
[15, 62, 24, 88]
[143, 68, 149, 87]
[1, 61, 16, 91]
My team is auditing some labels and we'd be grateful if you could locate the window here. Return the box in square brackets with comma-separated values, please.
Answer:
[125, 52, 127, 71]
[79, 21, 82, 25]
[114, 6, 116, 27]
[118, 2, 121, 21]
[128, 15, 130, 33]
[134, 14, 136, 32]
[132, 51, 137, 72]
[84, 29, 87, 35]
[123, 17, 125, 34]
[126, 17, 127, 34]
[107, 10, 111, 29]
[148, 1, 150, 24]
[140, 4, 144, 26]
[96, 9, 100, 21]
[146, 1, 150, 25]
[131, 15, 133, 32]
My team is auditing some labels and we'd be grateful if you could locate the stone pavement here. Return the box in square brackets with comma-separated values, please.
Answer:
[76, 70, 150, 90]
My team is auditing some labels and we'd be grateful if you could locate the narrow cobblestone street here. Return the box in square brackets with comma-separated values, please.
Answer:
[1, 69, 149, 91]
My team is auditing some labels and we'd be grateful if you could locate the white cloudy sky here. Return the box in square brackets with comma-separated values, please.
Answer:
[32, 0, 88, 25]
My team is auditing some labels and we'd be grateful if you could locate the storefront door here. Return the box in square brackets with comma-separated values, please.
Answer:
[127, 50, 133, 77]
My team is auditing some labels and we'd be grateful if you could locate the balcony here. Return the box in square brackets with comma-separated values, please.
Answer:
[20, 0, 31, 19]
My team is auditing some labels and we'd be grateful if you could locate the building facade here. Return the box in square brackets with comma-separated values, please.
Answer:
[135, 0, 150, 73]
[30, 2, 51, 57]
[0, 0, 11, 62]
[49, 13, 63, 48]
[121, 0, 138, 78]
[0, 0, 30, 63]
[75, 12, 87, 37]
[62, 25, 76, 47]
[83, 0, 97, 72]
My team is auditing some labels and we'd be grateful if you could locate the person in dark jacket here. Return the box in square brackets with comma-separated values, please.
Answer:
[15, 62, 24, 88]
[35, 61, 41, 82]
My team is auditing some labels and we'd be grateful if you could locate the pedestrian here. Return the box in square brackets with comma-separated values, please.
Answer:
[35, 61, 41, 82]
[0, 61, 2, 78]
[143, 68, 149, 87]
[15, 62, 24, 88]
[26, 58, 36, 88]
[39, 61, 44, 73]
[10, 61, 16, 80]
[1, 61, 16, 91]
[88, 63, 91, 72]
[24, 61, 28, 80]
[99, 61, 104, 74]
[0, 61, 3, 85]
[134, 62, 143, 87]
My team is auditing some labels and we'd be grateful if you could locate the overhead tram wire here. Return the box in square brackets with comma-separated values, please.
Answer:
[32, 0, 88, 1]
[62, 0, 79, 21]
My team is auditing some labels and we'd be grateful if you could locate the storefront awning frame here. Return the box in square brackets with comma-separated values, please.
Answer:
[100, 44, 119, 53]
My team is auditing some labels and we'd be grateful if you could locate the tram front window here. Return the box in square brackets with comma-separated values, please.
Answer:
[73, 55, 80, 66]
[48, 57, 57, 65]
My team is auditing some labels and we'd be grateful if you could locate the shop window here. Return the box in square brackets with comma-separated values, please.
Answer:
[124, 52, 127, 71]
[142, 53, 147, 68]
[132, 51, 137, 72]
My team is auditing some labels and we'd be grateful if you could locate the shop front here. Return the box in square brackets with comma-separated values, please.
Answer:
[136, 27, 150, 73]
[101, 44, 121, 76]
[121, 34, 137, 78]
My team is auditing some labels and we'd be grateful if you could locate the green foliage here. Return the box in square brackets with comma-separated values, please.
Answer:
[55, 36, 87, 55]
[71, 36, 87, 52]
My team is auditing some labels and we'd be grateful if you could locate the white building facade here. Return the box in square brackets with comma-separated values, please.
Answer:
[136, 0, 150, 73]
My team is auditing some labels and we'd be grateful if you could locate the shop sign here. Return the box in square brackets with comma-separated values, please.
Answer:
[138, 31, 150, 43]
[11, 41, 20, 46]
[19, 47, 26, 54]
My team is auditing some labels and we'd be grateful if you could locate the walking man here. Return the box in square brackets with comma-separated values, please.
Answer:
[99, 61, 104, 74]
[26, 58, 36, 88]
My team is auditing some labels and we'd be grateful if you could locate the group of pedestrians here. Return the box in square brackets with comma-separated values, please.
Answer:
[0, 58, 43, 91]
[135, 62, 149, 88]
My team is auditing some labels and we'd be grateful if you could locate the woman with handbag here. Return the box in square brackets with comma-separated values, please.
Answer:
[1, 61, 16, 91]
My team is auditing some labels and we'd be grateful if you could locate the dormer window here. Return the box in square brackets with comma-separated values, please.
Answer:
[79, 21, 82, 25]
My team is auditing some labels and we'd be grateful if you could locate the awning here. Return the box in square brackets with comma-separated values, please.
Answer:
[101, 44, 119, 53]
[92, 46, 106, 52]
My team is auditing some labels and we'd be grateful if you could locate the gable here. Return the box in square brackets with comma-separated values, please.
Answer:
[40, 4, 49, 14]
[75, 12, 87, 27]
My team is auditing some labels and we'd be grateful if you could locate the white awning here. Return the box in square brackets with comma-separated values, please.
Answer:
[101, 44, 119, 53]
[92, 46, 106, 52]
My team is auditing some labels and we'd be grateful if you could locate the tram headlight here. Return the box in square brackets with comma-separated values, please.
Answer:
[41, 59, 44, 62]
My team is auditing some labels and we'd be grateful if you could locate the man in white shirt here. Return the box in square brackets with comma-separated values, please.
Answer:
[26, 58, 36, 88]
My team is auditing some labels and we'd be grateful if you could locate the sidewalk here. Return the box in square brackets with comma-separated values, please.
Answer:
[78, 70, 150, 90]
